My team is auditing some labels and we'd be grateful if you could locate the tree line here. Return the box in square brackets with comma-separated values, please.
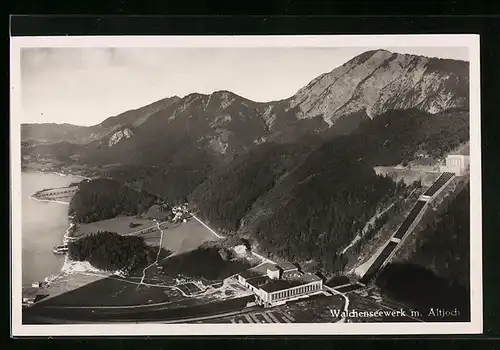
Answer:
[67, 231, 170, 273]
[69, 178, 157, 223]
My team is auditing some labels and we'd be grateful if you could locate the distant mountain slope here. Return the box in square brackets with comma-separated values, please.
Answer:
[21, 49, 469, 161]
[21, 96, 181, 144]
[21, 123, 88, 144]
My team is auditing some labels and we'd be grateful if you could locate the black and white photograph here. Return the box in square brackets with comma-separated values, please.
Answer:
[10, 35, 482, 336]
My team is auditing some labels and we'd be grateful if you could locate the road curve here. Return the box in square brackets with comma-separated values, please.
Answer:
[137, 220, 164, 288]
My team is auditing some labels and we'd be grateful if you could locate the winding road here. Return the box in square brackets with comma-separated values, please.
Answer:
[137, 220, 164, 289]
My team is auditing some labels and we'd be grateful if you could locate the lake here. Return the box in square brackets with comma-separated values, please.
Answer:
[21, 172, 83, 286]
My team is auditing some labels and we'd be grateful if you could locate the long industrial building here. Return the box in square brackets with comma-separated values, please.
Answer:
[237, 262, 323, 307]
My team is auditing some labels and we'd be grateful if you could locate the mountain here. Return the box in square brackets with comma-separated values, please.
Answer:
[289, 49, 469, 125]
[21, 96, 181, 145]
[21, 123, 88, 144]
[20, 49, 471, 272]
[21, 49, 469, 153]
[190, 108, 469, 269]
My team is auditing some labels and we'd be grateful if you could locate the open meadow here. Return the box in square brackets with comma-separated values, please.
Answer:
[74, 215, 217, 256]
[75, 216, 157, 237]
[142, 218, 218, 255]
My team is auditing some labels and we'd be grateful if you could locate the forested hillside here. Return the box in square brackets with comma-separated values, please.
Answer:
[69, 179, 158, 223]
[254, 161, 397, 270]
[101, 148, 218, 204]
[189, 140, 320, 231]
[191, 108, 469, 272]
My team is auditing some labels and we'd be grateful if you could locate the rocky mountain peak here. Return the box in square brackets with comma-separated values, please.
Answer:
[289, 49, 468, 125]
[21, 49, 469, 165]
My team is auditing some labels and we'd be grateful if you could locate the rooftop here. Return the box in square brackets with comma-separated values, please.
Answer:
[283, 270, 302, 278]
[250, 262, 276, 274]
[267, 265, 280, 272]
[260, 279, 306, 293]
[247, 276, 271, 289]
[238, 269, 264, 280]
[277, 262, 298, 271]
[301, 272, 323, 283]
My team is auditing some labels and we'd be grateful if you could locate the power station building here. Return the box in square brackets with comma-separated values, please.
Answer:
[440, 155, 470, 176]
[237, 262, 323, 307]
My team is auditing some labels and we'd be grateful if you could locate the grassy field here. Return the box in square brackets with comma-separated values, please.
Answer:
[33, 275, 189, 307]
[24, 294, 256, 324]
[75, 216, 217, 256]
[144, 205, 170, 221]
[75, 216, 156, 237]
[143, 219, 218, 255]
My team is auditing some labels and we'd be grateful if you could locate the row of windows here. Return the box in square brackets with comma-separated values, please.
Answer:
[270, 283, 319, 301]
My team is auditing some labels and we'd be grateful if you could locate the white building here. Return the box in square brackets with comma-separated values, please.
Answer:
[258, 273, 323, 305]
[266, 265, 281, 280]
[440, 155, 470, 176]
[237, 262, 323, 308]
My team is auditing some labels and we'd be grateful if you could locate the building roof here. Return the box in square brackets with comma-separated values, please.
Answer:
[277, 262, 298, 271]
[301, 272, 323, 283]
[250, 262, 276, 274]
[260, 279, 306, 293]
[247, 276, 271, 289]
[267, 265, 280, 272]
[238, 269, 264, 280]
[282, 270, 302, 278]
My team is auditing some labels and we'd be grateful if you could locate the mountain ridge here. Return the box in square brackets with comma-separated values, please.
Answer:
[21, 49, 469, 181]
[21, 49, 469, 147]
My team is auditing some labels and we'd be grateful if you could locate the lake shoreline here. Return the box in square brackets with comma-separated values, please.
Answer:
[22, 171, 108, 298]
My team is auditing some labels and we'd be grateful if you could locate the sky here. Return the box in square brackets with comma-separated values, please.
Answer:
[20, 46, 469, 126]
